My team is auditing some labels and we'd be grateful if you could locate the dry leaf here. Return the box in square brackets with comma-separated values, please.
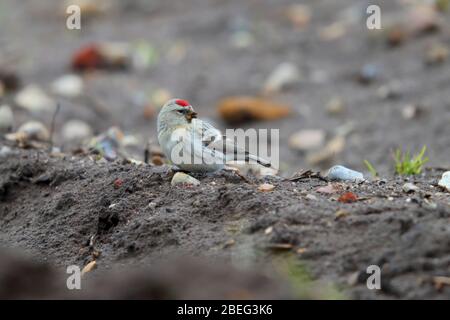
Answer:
[267, 243, 293, 250]
[433, 276, 450, 291]
[217, 96, 291, 124]
[81, 260, 97, 276]
[338, 192, 358, 203]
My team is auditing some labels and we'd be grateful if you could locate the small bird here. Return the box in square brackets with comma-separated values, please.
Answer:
[157, 98, 271, 173]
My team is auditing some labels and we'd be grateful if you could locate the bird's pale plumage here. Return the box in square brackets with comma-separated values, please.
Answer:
[157, 99, 271, 173]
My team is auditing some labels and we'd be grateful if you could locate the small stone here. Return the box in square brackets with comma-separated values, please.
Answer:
[0, 146, 14, 158]
[171, 172, 200, 187]
[305, 194, 317, 201]
[285, 4, 311, 29]
[288, 129, 325, 151]
[319, 22, 346, 41]
[402, 182, 420, 193]
[61, 120, 93, 142]
[263, 62, 301, 94]
[327, 165, 364, 182]
[357, 64, 378, 85]
[6, 121, 50, 142]
[113, 178, 123, 189]
[326, 97, 345, 115]
[316, 184, 340, 194]
[438, 171, 450, 192]
[258, 183, 275, 192]
[15, 85, 56, 113]
[264, 226, 273, 235]
[386, 26, 406, 47]
[0, 105, 14, 132]
[408, 5, 441, 35]
[335, 209, 350, 220]
[377, 83, 402, 100]
[425, 43, 449, 65]
[51, 74, 83, 97]
[223, 239, 235, 248]
[402, 104, 425, 120]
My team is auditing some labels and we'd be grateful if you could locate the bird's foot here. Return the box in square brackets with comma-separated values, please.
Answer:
[223, 166, 253, 184]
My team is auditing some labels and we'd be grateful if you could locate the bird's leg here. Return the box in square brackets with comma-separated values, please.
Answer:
[223, 166, 252, 184]
[164, 165, 182, 177]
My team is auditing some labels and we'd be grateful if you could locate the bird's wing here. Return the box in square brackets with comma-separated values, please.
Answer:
[191, 119, 223, 146]
[170, 121, 224, 165]
[192, 119, 271, 168]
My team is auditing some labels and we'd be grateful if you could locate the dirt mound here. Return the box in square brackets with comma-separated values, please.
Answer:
[1, 146, 449, 299]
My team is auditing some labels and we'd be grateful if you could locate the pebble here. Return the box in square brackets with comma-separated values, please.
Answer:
[288, 129, 325, 151]
[258, 183, 275, 192]
[402, 104, 425, 120]
[15, 85, 56, 113]
[305, 194, 317, 201]
[6, 121, 50, 142]
[357, 64, 378, 85]
[327, 165, 364, 182]
[316, 184, 340, 194]
[263, 62, 301, 94]
[326, 97, 345, 115]
[0, 104, 14, 132]
[377, 83, 402, 100]
[171, 172, 200, 187]
[426, 43, 449, 65]
[335, 209, 350, 220]
[0, 146, 15, 158]
[285, 4, 311, 29]
[438, 171, 450, 192]
[402, 182, 420, 193]
[61, 120, 93, 142]
[51, 74, 83, 97]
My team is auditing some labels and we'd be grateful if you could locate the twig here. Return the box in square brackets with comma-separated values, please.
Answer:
[144, 141, 150, 164]
[48, 103, 61, 151]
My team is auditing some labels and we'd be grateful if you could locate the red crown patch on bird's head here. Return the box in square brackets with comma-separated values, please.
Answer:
[175, 99, 190, 107]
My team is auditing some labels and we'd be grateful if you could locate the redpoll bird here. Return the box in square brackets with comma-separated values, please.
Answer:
[157, 99, 271, 173]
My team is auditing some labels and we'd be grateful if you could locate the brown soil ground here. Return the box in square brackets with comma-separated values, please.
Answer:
[1, 0, 450, 299]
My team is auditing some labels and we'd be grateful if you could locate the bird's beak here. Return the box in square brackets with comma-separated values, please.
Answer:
[185, 110, 197, 122]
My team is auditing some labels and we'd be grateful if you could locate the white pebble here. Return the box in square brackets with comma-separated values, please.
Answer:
[438, 171, 450, 192]
[171, 172, 200, 186]
[327, 165, 364, 182]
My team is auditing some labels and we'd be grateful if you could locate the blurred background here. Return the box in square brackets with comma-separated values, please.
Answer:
[1, 0, 450, 175]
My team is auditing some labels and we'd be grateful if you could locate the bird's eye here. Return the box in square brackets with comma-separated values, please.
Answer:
[177, 110, 184, 114]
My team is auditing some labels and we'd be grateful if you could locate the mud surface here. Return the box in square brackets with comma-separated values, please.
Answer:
[1, 0, 450, 299]
[1, 147, 449, 299]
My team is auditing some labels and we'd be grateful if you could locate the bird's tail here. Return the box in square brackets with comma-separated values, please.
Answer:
[245, 153, 272, 168]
